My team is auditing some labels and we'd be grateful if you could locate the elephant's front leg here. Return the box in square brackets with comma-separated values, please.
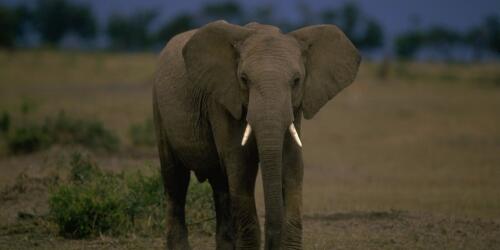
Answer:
[224, 151, 261, 249]
[282, 127, 304, 250]
[209, 174, 235, 250]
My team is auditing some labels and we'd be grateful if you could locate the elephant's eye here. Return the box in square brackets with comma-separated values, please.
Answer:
[240, 73, 249, 86]
[292, 76, 300, 87]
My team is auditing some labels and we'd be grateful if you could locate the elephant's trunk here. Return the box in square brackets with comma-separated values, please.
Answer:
[245, 79, 295, 249]
[254, 119, 285, 250]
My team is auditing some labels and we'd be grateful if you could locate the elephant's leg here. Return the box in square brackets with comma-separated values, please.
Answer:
[226, 157, 261, 249]
[159, 141, 191, 250]
[209, 175, 235, 250]
[209, 110, 260, 249]
[282, 132, 304, 250]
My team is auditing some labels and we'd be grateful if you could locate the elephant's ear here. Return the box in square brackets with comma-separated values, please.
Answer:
[289, 25, 361, 119]
[183, 20, 253, 120]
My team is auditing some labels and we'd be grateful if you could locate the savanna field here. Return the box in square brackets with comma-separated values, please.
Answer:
[0, 50, 500, 249]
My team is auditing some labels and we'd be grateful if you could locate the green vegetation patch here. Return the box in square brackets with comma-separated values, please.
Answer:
[128, 118, 156, 147]
[48, 152, 214, 239]
[2, 111, 119, 154]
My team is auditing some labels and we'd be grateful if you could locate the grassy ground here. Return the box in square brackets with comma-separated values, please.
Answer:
[1, 50, 500, 249]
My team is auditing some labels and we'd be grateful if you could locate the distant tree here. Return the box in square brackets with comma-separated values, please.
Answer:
[395, 31, 424, 59]
[296, 1, 315, 27]
[320, 3, 384, 51]
[360, 19, 384, 50]
[464, 26, 487, 60]
[320, 9, 337, 24]
[33, 0, 96, 46]
[424, 26, 460, 59]
[463, 15, 500, 60]
[338, 2, 361, 42]
[0, 4, 33, 48]
[201, 1, 243, 24]
[107, 10, 156, 50]
[484, 15, 500, 53]
[67, 4, 96, 42]
[0, 5, 20, 48]
[33, 0, 71, 45]
[157, 14, 195, 43]
[253, 5, 274, 25]
[14, 4, 32, 33]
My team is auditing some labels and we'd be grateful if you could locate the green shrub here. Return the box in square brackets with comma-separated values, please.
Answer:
[5, 111, 119, 154]
[6, 123, 50, 154]
[49, 153, 129, 238]
[0, 111, 10, 135]
[49, 175, 130, 238]
[68, 152, 101, 183]
[128, 118, 155, 146]
[123, 169, 165, 234]
[44, 112, 119, 151]
[49, 154, 215, 238]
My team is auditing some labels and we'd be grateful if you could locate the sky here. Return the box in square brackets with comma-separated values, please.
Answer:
[73, 0, 500, 33]
[3, 0, 500, 49]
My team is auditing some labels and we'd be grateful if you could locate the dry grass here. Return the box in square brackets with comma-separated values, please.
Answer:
[0, 50, 156, 140]
[1, 50, 500, 248]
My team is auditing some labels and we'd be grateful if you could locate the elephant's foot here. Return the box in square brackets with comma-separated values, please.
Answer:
[215, 233, 234, 250]
[166, 226, 190, 250]
[282, 218, 302, 250]
[233, 223, 260, 250]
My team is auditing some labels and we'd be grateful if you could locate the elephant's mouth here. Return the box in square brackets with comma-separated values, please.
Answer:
[240, 123, 302, 147]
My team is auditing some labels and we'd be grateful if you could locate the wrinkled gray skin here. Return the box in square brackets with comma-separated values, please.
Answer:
[153, 21, 360, 250]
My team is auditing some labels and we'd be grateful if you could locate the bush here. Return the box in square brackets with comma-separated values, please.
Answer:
[124, 169, 165, 233]
[68, 152, 101, 183]
[0, 111, 10, 135]
[128, 118, 155, 147]
[49, 175, 130, 238]
[6, 123, 51, 154]
[49, 153, 215, 238]
[43, 112, 119, 151]
[5, 111, 119, 154]
[49, 153, 129, 238]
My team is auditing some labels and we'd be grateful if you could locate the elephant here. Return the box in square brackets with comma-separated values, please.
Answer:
[153, 20, 360, 250]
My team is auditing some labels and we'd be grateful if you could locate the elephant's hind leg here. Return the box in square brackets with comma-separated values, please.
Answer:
[158, 139, 191, 250]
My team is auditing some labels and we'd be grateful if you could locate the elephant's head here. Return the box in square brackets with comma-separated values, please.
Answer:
[183, 20, 360, 248]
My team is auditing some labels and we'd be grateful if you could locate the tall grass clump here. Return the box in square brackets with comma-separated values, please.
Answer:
[49, 152, 214, 238]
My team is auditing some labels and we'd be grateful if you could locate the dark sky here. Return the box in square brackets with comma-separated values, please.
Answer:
[5, 0, 500, 40]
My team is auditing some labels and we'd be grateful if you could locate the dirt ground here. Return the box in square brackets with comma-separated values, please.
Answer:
[1, 51, 499, 249]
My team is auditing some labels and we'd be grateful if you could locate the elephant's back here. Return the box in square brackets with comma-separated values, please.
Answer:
[153, 29, 198, 112]
[155, 29, 197, 88]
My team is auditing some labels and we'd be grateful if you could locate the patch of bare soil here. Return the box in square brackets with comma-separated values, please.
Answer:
[303, 210, 500, 249]
[0, 173, 58, 225]
[1, 207, 499, 249]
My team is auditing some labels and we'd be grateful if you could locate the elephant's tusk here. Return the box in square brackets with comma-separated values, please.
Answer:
[241, 124, 252, 146]
[289, 123, 302, 147]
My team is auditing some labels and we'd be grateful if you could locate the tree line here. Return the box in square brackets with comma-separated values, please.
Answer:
[0, 0, 499, 60]
[395, 16, 500, 60]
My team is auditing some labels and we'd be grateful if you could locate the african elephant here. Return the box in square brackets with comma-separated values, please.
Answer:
[153, 20, 360, 250]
